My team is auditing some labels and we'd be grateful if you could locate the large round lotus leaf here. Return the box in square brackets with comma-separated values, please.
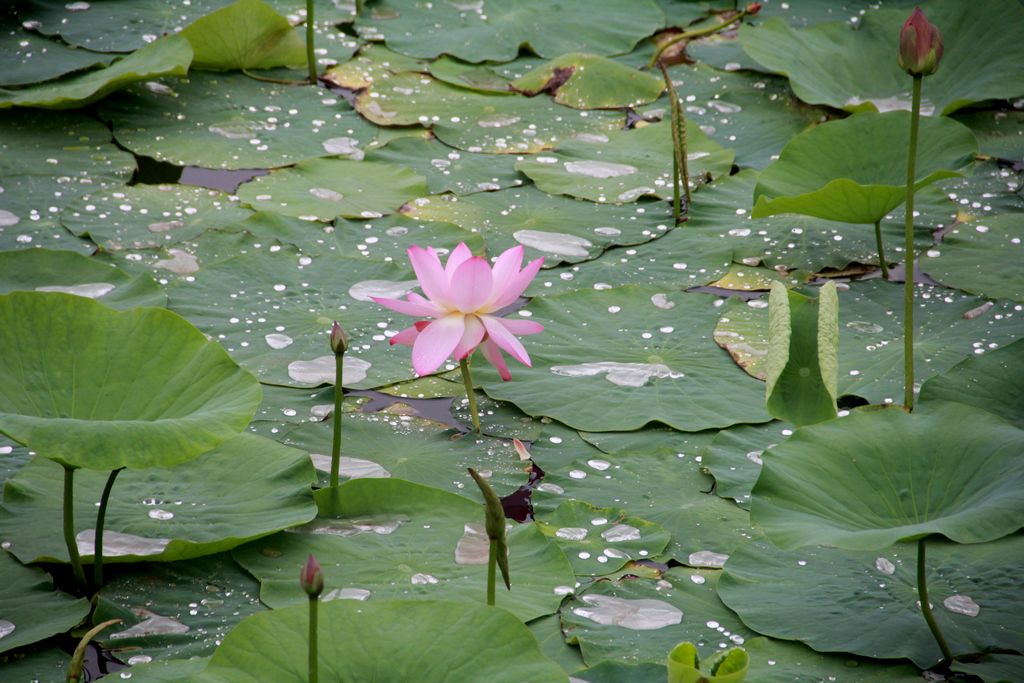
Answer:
[701, 420, 793, 508]
[578, 425, 715, 459]
[92, 555, 264, 661]
[404, 186, 674, 266]
[310, 214, 483, 263]
[321, 44, 430, 91]
[530, 449, 753, 566]
[530, 614, 586, 675]
[0, 249, 165, 309]
[62, 184, 252, 250]
[921, 215, 1024, 302]
[474, 287, 770, 431]
[515, 120, 733, 204]
[751, 111, 977, 224]
[954, 110, 1024, 162]
[718, 536, 1024, 668]
[751, 402, 1024, 550]
[0, 434, 315, 564]
[535, 500, 670, 576]
[279, 412, 531, 501]
[0, 292, 261, 470]
[0, 35, 192, 110]
[512, 53, 663, 110]
[952, 655, 1024, 683]
[99, 72, 375, 169]
[428, 55, 516, 94]
[354, 72, 624, 154]
[165, 245, 447, 388]
[941, 161, 1024, 221]
[0, 108, 134, 252]
[232, 478, 576, 621]
[191, 599, 567, 683]
[236, 159, 427, 221]
[919, 338, 1024, 429]
[0, 550, 90, 654]
[181, 0, 306, 71]
[0, 28, 112, 87]
[355, 0, 664, 62]
[714, 279, 1024, 404]
[741, 0, 1024, 116]
[364, 136, 523, 196]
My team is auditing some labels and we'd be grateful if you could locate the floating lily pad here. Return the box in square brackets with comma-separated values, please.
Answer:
[515, 120, 733, 204]
[512, 53, 663, 110]
[404, 186, 674, 266]
[751, 402, 1024, 550]
[740, 0, 1024, 116]
[0, 249, 165, 309]
[181, 0, 306, 71]
[191, 599, 567, 683]
[475, 287, 770, 432]
[919, 338, 1024, 429]
[921, 215, 1024, 302]
[954, 110, 1024, 162]
[355, 72, 624, 154]
[365, 136, 523, 195]
[579, 425, 715, 459]
[100, 72, 376, 169]
[952, 654, 1024, 683]
[0, 35, 192, 109]
[752, 111, 977, 224]
[321, 43, 429, 90]
[429, 56, 515, 94]
[701, 420, 793, 508]
[714, 279, 1024, 404]
[355, 0, 665, 62]
[530, 614, 586, 675]
[62, 184, 251, 250]
[718, 536, 1024, 668]
[232, 478, 575, 621]
[0, 28, 112, 87]
[0, 292, 261, 470]
[0, 550, 90, 654]
[536, 501, 670, 575]
[236, 158, 427, 221]
[0, 433, 315, 564]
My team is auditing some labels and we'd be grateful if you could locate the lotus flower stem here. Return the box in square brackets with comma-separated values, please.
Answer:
[903, 75, 922, 409]
[67, 619, 121, 683]
[330, 354, 343, 488]
[306, 0, 317, 84]
[307, 595, 319, 683]
[93, 466, 125, 589]
[917, 538, 954, 666]
[61, 465, 87, 593]
[459, 357, 482, 433]
[658, 62, 690, 223]
[300, 554, 324, 683]
[647, 4, 761, 68]
[874, 220, 889, 280]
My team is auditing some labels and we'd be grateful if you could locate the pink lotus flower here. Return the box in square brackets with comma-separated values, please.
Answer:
[373, 243, 544, 380]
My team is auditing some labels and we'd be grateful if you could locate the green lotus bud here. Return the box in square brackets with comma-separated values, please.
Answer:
[898, 7, 943, 77]
[329, 320, 349, 355]
[467, 467, 511, 590]
[300, 554, 324, 598]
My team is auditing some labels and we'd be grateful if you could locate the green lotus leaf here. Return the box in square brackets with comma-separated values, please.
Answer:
[515, 120, 733, 204]
[355, 0, 665, 62]
[919, 338, 1024, 429]
[667, 641, 748, 683]
[952, 654, 1024, 683]
[0, 433, 315, 564]
[0, 249, 165, 309]
[322, 43, 429, 90]
[530, 614, 586, 675]
[953, 110, 1024, 162]
[512, 53, 663, 110]
[0, 28, 112, 87]
[429, 56, 515, 94]
[0, 550, 90, 654]
[99, 72, 376, 169]
[182, 0, 306, 71]
[190, 599, 566, 682]
[752, 111, 977, 224]
[740, 0, 1024, 116]
[236, 159, 427, 221]
[921, 215, 1024, 302]
[0, 292, 261, 470]
[751, 402, 1024, 550]
[718, 536, 1024, 667]
[0, 35, 193, 110]
[232, 478, 575, 621]
[701, 420, 793, 508]
[365, 136, 522, 196]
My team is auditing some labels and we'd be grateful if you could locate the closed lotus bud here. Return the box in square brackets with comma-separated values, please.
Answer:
[329, 320, 349, 355]
[300, 554, 324, 598]
[746, 2, 762, 15]
[467, 467, 511, 590]
[898, 7, 943, 77]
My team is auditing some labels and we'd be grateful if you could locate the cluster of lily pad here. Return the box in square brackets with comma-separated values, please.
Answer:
[1, 0, 1023, 682]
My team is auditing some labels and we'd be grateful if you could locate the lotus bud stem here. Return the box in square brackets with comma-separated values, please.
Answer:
[468, 467, 511, 606]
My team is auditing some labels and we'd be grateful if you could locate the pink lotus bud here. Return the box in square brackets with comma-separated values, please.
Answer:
[513, 439, 531, 461]
[746, 3, 762, 15]
[329, 321, 348, 355]
[898, 7, 943, 77]
[300, 554, 324, 598]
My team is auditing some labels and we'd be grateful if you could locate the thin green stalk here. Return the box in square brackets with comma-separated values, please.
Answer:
[903, 75, 922, 409]
[67, 619, 121, 683]
[93, 467, 125, 590]
[62, 465, 87, 593]
[917, 538, 954, 666]
[648, 8, 754, 68]
[306, 0, 317, 83]
[459, 357, 482, 433]
[308, 595, 319, 683]
[487, 540, 497, 606]
[874, 220, 890, 280]
[330, 353, 343, 489]
[658, 62, 686, 223]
